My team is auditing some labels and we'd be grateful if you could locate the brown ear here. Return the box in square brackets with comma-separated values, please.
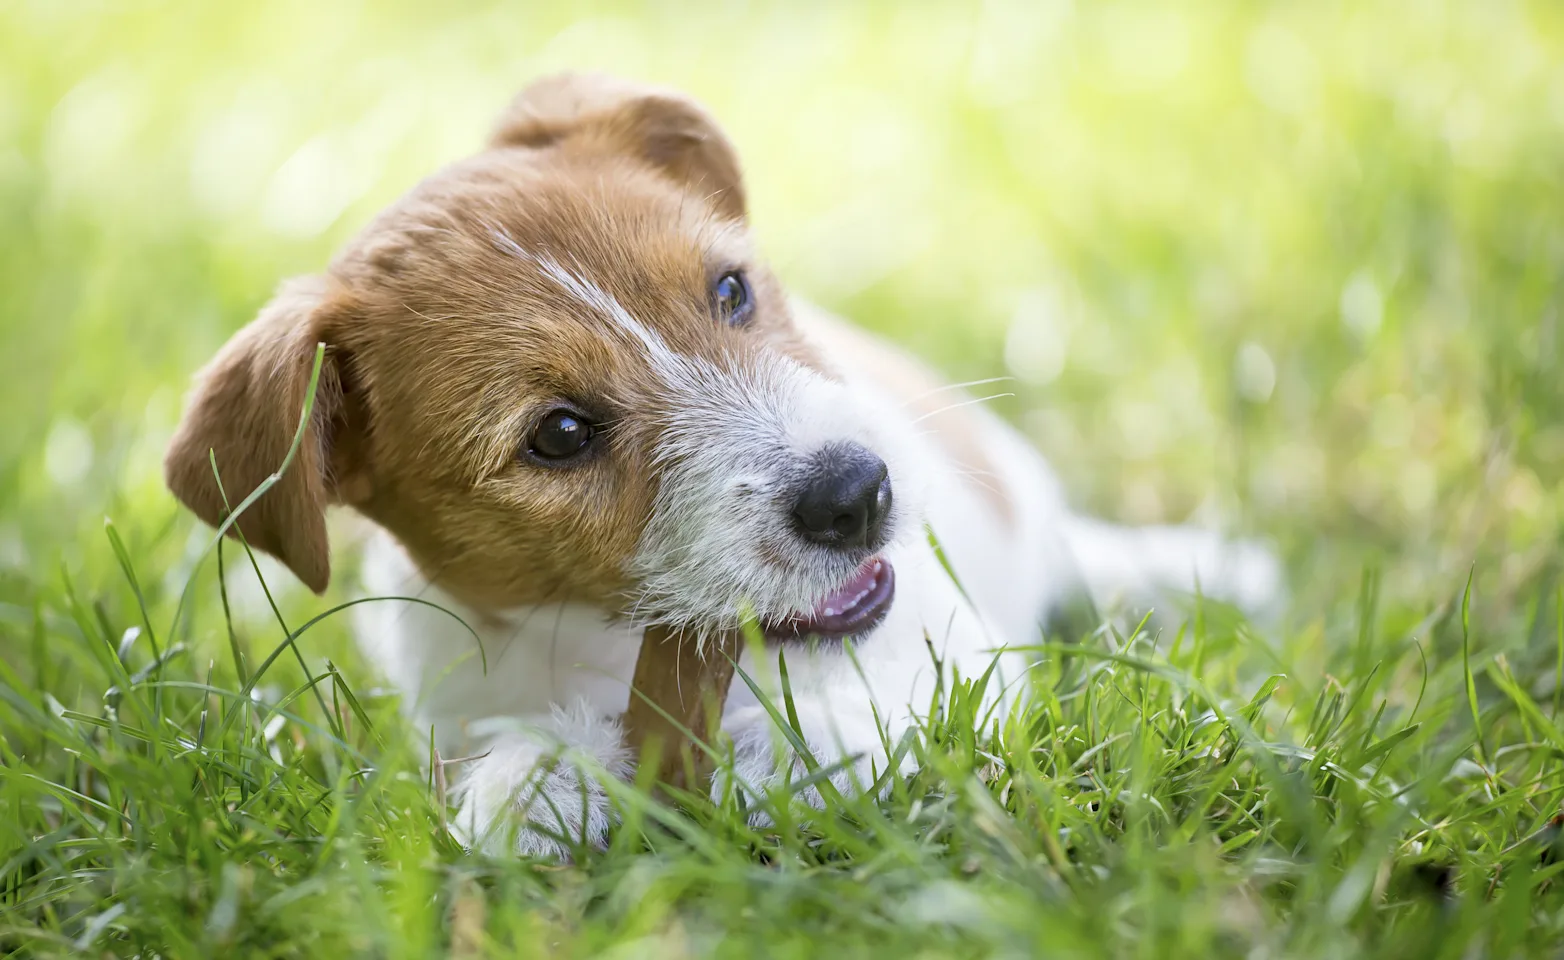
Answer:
[164, 276, 351, 594]
[491, 72, 746, 221]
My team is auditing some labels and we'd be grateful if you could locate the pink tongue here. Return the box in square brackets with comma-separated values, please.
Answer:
[812, 559, 881, 617]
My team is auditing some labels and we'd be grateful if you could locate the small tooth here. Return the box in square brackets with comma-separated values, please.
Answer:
[824, 607, 836, 616]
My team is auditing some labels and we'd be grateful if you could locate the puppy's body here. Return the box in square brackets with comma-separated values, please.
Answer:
[166, 74, 1277, 858]
[355, 299, 1272, 855]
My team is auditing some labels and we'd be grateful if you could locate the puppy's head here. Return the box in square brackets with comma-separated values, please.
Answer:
[166, 73, 913, 640]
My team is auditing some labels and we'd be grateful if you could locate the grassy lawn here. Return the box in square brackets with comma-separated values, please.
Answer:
[3, 2, 1563, 956]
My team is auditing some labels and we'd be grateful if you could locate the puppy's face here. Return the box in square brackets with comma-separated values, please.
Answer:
[166, 74, 912, 640]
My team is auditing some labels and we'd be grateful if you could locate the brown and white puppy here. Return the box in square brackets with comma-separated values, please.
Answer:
[166, 73, 1278, 857]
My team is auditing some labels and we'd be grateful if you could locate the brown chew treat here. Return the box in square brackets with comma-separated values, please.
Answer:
[622, 624, 742, 793]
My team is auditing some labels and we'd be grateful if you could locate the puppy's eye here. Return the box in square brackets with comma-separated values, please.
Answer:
[712, 270, 753, 326]
[527, 410, 594, 461]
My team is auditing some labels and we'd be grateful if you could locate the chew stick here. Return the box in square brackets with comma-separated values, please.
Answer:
[622, 624, 741, 794]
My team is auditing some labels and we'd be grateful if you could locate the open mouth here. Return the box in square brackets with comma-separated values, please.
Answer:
[764, 556, 896, 642]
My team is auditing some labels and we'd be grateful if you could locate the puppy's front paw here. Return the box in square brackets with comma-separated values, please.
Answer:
[450, 708, 629, 859]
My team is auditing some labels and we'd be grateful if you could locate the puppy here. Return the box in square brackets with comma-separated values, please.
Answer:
[165, 73, 1277, 858]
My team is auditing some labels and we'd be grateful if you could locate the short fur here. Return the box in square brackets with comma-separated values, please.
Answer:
[166, 73, 1279, 858]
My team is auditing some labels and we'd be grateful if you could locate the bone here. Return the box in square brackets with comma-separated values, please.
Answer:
[622, 624, 741, 794]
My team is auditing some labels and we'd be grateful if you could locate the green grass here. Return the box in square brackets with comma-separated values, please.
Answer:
[4, 538, 1564, 957]
[3, 1, 1564, 956]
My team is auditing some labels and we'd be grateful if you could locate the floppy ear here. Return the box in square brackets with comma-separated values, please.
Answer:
[491, 72, 746, 221]
[164, 276, 353, 594]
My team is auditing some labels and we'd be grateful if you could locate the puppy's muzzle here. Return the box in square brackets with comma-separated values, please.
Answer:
[790, 442, 893, 551]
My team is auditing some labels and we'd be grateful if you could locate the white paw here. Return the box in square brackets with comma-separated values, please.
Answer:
[451, 705, 630, 859]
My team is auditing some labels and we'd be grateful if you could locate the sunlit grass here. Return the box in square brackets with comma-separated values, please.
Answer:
[3, 533, 1563, 955]
[2, 0, 1563, 955]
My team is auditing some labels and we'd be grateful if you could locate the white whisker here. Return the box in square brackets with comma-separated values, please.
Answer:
[910, 393, 1015, 425]
[901, 376, 1016, 407]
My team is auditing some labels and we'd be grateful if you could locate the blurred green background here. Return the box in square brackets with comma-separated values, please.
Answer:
[1, 0, 1560, 632]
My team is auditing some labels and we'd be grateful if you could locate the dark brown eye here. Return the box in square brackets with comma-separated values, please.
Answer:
[712, 270, 753, 326]
[528, 410, 593, 461]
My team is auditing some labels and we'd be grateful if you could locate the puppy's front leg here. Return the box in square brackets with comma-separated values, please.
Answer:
[451, 700, 630, 859]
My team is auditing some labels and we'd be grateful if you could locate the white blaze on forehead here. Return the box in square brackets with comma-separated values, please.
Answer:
[489, 226, 841, 453]
[533, 256, 669, 358]
[488, 227, 686, 382]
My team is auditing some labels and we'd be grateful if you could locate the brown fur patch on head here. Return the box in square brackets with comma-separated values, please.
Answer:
[167, 74, 829, 613]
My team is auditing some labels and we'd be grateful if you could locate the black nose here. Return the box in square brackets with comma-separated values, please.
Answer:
[792, 443, 892, 549]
